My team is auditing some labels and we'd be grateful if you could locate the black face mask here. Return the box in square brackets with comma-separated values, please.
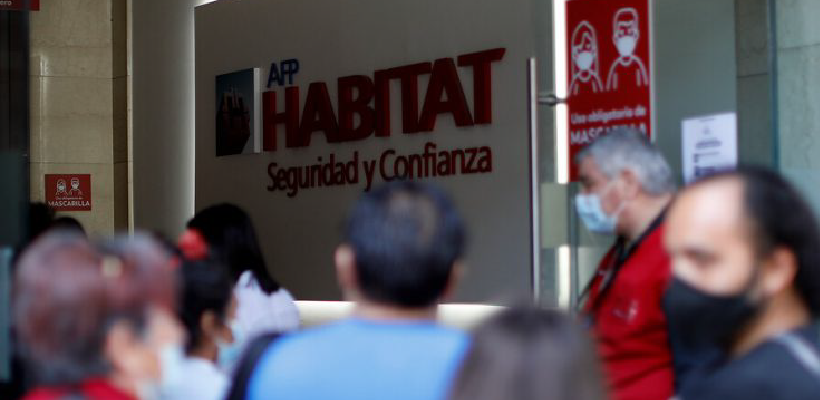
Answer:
[663, 277, 762, 351]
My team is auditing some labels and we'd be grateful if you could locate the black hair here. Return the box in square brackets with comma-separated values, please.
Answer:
[177, 258, 234, 352]
[11, 203, 56, 269]
[344, 181, 466, 308]
[50, 217, 86, 236]
[449, 306, 607, 400]
[696, 166, 820, 316]
[27, 202, 55, 243]
[187, 203, 281, 294]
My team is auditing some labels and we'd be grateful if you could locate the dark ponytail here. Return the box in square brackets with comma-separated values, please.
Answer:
[187, 203, 281, 294]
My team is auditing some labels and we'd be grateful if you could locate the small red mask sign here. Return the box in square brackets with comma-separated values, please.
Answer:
[46, 174, 91, 211]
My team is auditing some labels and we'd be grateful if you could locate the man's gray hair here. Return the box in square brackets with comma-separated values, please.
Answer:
[576, 128, 675, 195]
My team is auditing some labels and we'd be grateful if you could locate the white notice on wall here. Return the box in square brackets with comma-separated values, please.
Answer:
[681, 112, 738, 184]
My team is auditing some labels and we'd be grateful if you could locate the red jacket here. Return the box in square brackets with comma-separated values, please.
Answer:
[584, 221, 673, 400]
[22, 378, 136, 400]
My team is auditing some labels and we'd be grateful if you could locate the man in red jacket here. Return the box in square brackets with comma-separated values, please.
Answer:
[575, 129, 676, 400]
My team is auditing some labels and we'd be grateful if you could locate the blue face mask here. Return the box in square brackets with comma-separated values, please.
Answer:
[575, 182, 624, 233]
[217, 320, 245, 372]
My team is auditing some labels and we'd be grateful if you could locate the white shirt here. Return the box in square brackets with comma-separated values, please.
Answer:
[234, 271, 300, 340]
[168, 357, 228, 400]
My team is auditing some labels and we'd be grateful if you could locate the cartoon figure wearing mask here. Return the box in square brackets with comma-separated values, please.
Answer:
[68, 177, 83, 197]
[606, 8, 648, 91]
[56, 179, 68, 199]
[569, 21, 604, 96]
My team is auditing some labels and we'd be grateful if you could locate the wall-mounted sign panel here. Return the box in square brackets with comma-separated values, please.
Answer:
[0, 0, 39, 11]
[566, 0, 653, 180]
[45, 174, 91, 211]
[682, 112, 738, 184]
[216, 68, 261, 156]
[195, 0, 537, 301]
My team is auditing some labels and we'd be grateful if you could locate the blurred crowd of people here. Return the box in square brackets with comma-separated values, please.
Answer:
[4, 128, 820, 400]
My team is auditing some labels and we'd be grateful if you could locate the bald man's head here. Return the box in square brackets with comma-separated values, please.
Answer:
[666, 176, 755, 295]
[665, 167, 820, 315]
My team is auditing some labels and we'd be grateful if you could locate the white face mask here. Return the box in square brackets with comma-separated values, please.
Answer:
[616, 36, 637, 57]
[136, 344, 186, 400]
[217, 320, 245, 372]
[576, 51, 594, 71]
[575, 181, 625, 233]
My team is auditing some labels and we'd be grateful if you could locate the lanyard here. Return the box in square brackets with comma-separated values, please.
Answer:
[578, 211, 666, 313]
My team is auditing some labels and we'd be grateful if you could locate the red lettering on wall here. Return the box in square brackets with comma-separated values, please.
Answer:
[338, 75, 375, 141]
[374, 63, 432, 136]
[458, 48, 506, 124]
[260, 48, 506, 152]
[262, 87, 300, 151]
[418, 57, 473, 132]
[373, 69, 392, 137]
[299, 82, 340, 147]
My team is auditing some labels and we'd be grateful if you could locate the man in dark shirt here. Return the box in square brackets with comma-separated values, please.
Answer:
[663, 167, 820, 400]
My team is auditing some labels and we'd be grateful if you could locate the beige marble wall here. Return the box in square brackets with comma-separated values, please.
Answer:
[29, 0, 128, 236]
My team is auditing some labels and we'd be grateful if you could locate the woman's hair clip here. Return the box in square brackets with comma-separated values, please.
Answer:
[177, 228, 209, 261]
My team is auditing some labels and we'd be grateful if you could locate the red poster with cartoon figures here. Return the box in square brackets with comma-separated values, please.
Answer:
[566, 0, 652, 180]
[45, 174, 92, 211]
[0, 0, 40, 11]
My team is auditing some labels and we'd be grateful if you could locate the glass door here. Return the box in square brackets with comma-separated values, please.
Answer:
[535, 0, 774, 308]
